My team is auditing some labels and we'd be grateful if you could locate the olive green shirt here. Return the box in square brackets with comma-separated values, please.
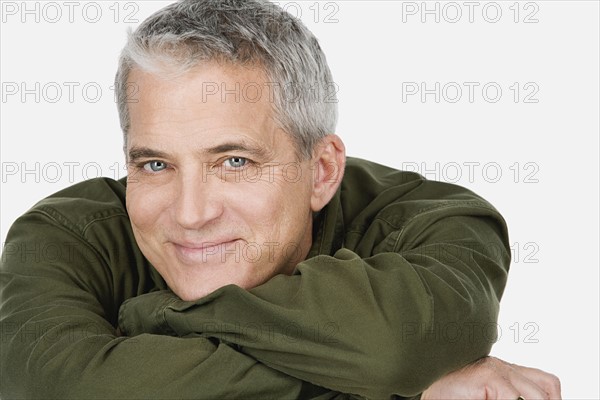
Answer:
[0, 157, 510, 399]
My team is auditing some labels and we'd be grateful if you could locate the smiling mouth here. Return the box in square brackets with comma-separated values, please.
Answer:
[171, 239, 241, 264]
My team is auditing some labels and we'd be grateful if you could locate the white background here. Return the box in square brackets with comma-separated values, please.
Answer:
[1, 1, 598, 398]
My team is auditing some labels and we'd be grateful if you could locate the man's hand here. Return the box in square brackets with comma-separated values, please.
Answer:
[421, 356, 561, 400]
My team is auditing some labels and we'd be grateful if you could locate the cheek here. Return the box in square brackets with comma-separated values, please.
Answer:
[226, 183, 273, 227]
[280, 184, 313, 240]
[126, 182, 171, 233]
[233, 178, 312, 237]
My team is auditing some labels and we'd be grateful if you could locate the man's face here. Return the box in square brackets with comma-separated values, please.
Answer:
[125, 63, 316, 301]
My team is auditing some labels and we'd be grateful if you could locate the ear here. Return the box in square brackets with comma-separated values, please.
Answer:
[310, 134, 346, 212]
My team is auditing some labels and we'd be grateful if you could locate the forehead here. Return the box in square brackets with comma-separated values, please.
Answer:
[125, 62, 293, 155]
[127, 61, 273, 120]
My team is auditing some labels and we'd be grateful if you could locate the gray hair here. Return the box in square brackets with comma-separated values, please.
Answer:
[114, 0, 338, 159]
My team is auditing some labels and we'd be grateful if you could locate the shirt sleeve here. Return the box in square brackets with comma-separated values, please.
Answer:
[0, 210, 339, 399]
[119, 209, 510, 399]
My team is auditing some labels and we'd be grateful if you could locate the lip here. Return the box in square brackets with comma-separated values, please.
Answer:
[170, 239, 241, 264]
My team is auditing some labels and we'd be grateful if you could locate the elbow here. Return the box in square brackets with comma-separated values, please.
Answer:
[370, 354, 432, 398]
[350, 329, 438, 398]
[356, 309, 500, 398]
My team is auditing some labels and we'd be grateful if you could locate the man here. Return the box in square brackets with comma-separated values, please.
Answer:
[0, 0, 560, 398]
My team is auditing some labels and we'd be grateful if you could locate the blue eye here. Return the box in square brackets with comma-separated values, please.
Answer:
[143, 161, 168, 172]
[224, 157, 247, 168]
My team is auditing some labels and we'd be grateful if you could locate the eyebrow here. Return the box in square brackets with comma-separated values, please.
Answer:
[128, 147, 169, 162]
[128, 141, 270, 163]
[203, 141, 269, 159]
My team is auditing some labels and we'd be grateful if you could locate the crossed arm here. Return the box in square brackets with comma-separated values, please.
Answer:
[1, 210, 329, 399]
[0, 185, 558, 398]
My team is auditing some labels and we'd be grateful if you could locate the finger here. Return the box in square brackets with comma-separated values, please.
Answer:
[510, 364, 562, 399]
[486, 378, 520, 400]
[476, 357, 521, 400]
[506, 365, 549, 400]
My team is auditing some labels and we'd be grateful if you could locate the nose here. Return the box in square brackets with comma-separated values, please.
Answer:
[173, 170, 224, 230]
